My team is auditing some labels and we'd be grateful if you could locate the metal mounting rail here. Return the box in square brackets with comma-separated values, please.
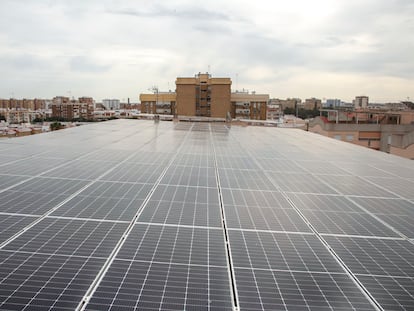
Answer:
[210, 124, 240, 311]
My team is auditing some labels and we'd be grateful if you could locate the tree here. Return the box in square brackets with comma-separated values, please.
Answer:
[50, 122, 63, 131]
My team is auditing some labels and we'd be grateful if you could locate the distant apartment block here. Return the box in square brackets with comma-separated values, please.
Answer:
[270, 98, 302, 111]
[140, 92, 176, 115]
[0, 98, 47, 110]
[102, 99, 120, 110]
[51, 96, 94, 120]
[304, 98, 322, 110]
[231, 91, 268, 120]
[267, 99, 282, 120]
[353, 96, 369, 109]
[1, 110, 38, 124]
[325, 99, 342, 108]
[139, 72, 269, 120]
[79, 97, 94, 105]
[176, 73, 232, 118]
[309, 110, 414, 159]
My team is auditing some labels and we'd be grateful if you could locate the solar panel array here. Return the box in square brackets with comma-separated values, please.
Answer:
[0, 119, 413, 311]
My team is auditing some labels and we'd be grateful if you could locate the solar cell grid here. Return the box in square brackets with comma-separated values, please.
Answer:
[357, 275, 414, 311]
[149, 184, 219, 205]
[324, 236, 414, 277]
[0, 215, 38, 244]
[0, 175, 29, 191]
[287, 193, 365, 213]
[296, 160, 350, 176]
[0, 251, 105, 311]
[259, 159, 303, 173]
[370, 163, 414, 179]
[139, 199, 222, 228]
[222, 189, 292, 208]
[171, 153, 215, 168]
[318, 175, 397, 198]
[51, 195, 145, 221]
[224, 204, 311, 232]
[117, 224, 228, 268]
[270, 173, 339, 194]
[3, 218, 128, 258]
[216, 156, 261, 170]
[73, 181, 153, 200]
[126, 151, 172, 165]
[301, 210, 400, 237]
[218, 168, 276, 191]
[0, 190, 68, 215]
[333, 161, 396, 177]
[348, 197, 414, 238]
[235, 268, 376, 311]
[1, 157, 66, 176]
[13, 177, 90, 195]
[365, 176, 414, 200]
[101, 162, 165, 184]
[160, 165, 217, 187]
[0, 145, 50, 157]
[85, 261, 234, 311]
[229, 230, 343, 273]
[44, 160, 118, 180]
[50, 181, 153, 221]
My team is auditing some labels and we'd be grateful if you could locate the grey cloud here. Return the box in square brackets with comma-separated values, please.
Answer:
[109, 4, 233, 22]
[69, 56, 111, 73]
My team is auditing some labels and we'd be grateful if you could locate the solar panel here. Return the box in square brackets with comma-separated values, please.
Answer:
[3, 218, 128, 258]
[235, 269, 377, 310]
[0, 175, 30, 191]
[0, 251, 105, 310]
[323, 236, 414, 277]
[0, 215, 38, 244]
[0, 119, 413, 310]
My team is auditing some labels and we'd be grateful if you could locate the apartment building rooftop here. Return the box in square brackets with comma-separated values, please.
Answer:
[0, 119, 413, 310]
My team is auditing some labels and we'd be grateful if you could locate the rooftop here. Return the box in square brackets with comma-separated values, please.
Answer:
[0, 119, 413, 310]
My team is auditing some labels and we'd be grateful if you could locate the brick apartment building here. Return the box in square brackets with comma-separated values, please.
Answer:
[175, 73, 232, 118]
[139, 72, 268, 120]
[51, 96, 94, 120]
[0, 98, 47, 110]
[231, 91, 268, 120]
[140, 92, 176, 115]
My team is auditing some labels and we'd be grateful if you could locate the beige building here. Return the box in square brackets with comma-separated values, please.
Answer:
[267, 99, 282, 120]
[353, 96, 369, 109]
[304, 98, 322, 110]
[1, 110, 38, 124]
[139, 72, 269, 120]
[175, 73, 232, 118]
[309, 111, 414, 159]
[140, 92, 176, 115]
[270, 98, 302, 110]
[231, 91, 268, 120]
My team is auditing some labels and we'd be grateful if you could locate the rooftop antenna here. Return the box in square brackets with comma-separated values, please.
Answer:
[208, 65, 211, 74]
[236, 73, 239, 92]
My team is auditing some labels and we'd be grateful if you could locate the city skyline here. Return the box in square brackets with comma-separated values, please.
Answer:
[1, 0, 413, 103]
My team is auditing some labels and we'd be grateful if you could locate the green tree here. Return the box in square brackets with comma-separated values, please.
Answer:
[50, 122, 63, 131]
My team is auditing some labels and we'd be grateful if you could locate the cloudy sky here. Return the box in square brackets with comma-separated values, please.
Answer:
[1, 0, 413, 103]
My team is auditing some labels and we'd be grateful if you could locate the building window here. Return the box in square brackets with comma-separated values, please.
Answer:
[333, 135, 342, 140]
[346, 135, 354, 141]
